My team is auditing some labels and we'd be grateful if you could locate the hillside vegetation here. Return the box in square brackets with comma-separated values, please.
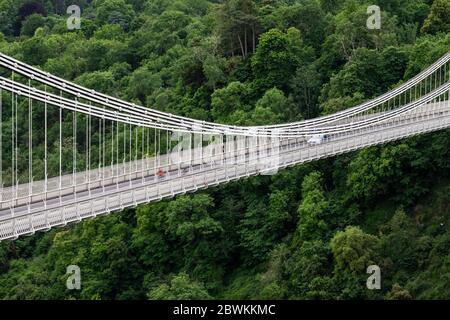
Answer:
[0, 0, 449, 299]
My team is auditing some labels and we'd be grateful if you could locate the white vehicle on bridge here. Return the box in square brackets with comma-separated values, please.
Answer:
[307, 134, 326, 146]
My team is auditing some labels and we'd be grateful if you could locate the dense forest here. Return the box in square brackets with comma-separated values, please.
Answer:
[0, 0, 449, 299]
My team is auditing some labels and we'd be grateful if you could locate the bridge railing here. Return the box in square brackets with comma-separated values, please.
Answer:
[0, 51, 449, 240]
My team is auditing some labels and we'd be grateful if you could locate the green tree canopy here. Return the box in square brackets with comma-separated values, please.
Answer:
[330, 226, 380, 273]
[148, 272, 212, 300]
[421, 0, 450, 35]
[296, 172, 329, 243]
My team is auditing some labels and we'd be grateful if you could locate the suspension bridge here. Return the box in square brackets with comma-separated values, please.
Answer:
[0, 50, 449, 241]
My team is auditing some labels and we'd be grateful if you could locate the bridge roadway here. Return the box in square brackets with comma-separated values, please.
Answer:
[0, 100, 449, 240]
[0, 100, 446, 207]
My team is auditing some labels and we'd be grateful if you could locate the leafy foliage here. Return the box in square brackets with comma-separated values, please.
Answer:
[0, 0, 449, 300]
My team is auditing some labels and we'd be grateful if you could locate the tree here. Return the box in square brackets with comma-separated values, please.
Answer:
[286, 240, 332, 298]
[250, 105, 280, 126]
[345, 142, 429, 205]
[148, 272, 211, 300]
[318, 0, 399, 70]
[320, 47, 409, 103]
[215, 0, 258, 58]
[237, 186, 290, 266]
[93, 24, 124, 40]
[2, 0, 450, 301]
[0, 243, 9, 272]
[127, 67, 162, 104]
[211, 81, 250, 123]
[202, 54, 227, 90]
[251, 28, 305, 94]
[380, 209, 419, 273]
[330, 226, 380, 273]
[421, 0, 450, 34]
[132, 202, 175, 270]
[251, 88, 287, 124]
[0, 0, 17, 36]
[254, 244, 289, 299]
[75, 71, 116, 96]
[320, 0, 342, 13]
[387, 283, 413, 300]
[133, 194, 227, 290]
[164, 194, 221, 243]
[320, 93, 365, 115]
[290, 64, 321, 119]
[296, 172, 329, 242]
[20, 13, 46, 37]
[377, 0, 430, 25]
[270, 1, 327, 51]
[403, 35, 450, 79]
[266, 190, 294, 240]
[95, 0, 135, 31]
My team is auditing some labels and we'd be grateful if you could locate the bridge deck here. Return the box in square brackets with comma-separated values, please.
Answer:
[1, 100, 449, 240]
